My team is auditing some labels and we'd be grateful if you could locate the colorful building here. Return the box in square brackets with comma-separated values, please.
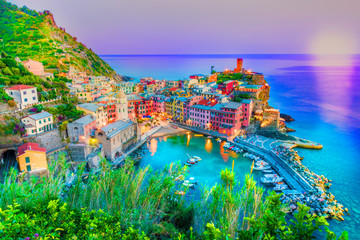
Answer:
[67, 115, 96, 143]
[95, 120, 139, 161]
[6, 85, 38, 109]
[22, 59, 44, 76]
[17, 143, 47, 173]
[21, 111, 54, 136]
[217, 80, 238, 95]
[77, 103, 108, 129]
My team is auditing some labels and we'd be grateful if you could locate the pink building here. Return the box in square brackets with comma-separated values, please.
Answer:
[23, 59, 44, 76]
[217, 80, 238, 95]
[188, 99, 253, 136]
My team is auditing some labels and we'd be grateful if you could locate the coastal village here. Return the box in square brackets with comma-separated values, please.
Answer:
[0, 56, 347, 221]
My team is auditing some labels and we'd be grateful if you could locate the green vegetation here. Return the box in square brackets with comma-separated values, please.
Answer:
[45, 102, 84, 122]
[0, 0, 119, 79]
[0, 52, 69, 101]
[216, 73, 244, 84]
[0, 114, 22, 136]
[234, 94, 252, 102]
[0, 155, 348, 239]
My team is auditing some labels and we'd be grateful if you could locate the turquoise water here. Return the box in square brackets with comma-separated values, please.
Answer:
[138, 134, 268, 188]
[102, 54, 360, 237]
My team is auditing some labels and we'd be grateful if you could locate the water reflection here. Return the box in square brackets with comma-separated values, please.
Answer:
[311, 55, 357, 128]
[219, 141, 229, 162]
[148, 138, 158, 156]
[187, 133, 191, 147]
[205, 138, 213, 153]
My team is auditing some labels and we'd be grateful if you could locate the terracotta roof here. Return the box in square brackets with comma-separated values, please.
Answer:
[198, 99, 217, 106]
[169, 87, 178, 91]
[8, 85, 35, 91]
[17, 143, 46, 156]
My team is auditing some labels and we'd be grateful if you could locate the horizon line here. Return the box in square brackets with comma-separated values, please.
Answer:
[99, 53, 360, 56]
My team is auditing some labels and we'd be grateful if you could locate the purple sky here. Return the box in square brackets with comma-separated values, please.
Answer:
[8, 0, 360, 54]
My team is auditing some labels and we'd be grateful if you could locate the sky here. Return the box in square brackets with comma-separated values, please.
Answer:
[8, 0, 360, 55]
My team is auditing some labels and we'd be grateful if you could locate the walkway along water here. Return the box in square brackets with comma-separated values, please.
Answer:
[173, 123, 315, 193]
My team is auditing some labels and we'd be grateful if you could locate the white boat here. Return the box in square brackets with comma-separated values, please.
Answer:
[253, 165, 271, 171]
[207, 136, 213, 139]
[274, 184, 288, 191]
[260, 177, 284, 184]
[264, 174, 280, 178]
[256, 160, 269, 166]
[187, 177, 198, 185]
[262, 169, 274, 173]
[183, 180, 195, 188]
[192, 156, 201, 161]
[187, 159, 197, 165]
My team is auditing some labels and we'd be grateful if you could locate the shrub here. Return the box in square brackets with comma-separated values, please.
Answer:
[7, 100, 16, 107]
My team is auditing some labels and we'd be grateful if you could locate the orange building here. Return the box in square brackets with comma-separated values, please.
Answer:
[208, 74, 217, 83]
[17, 143, 47, 173]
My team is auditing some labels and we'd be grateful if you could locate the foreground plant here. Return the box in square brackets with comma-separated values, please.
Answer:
[0, 155, 349, 239]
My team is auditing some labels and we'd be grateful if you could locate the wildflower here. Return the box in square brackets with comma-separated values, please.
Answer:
[25, 238, 30, 240]
[34, 233, 39, 238]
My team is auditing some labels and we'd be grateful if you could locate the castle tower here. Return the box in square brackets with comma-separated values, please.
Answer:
[235, 58, 243, 73]
[115, 91, 129, 121]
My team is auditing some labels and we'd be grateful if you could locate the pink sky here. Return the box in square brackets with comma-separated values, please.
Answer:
[9, 0, 360, 54]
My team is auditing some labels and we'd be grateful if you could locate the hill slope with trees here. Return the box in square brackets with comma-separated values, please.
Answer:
[0, 0, 120, 80]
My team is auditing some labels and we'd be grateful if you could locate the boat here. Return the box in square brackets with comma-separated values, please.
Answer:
[253, 165, 271, 171]
[192, 156, 201, 161]
[187, 159, 197, 164]
[183, 180, 195, 188]
[187, 177, 198, 185]
[264, 174, 281, 178]
[260, 177, 284, 184]
[256, 160, 269, 166]
[207, 136, 213, 139]
[274, 184, 288, 191]
[262, 169, 274, 173]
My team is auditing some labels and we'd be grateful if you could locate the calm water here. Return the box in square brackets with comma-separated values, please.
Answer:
[137, 134, 269, 189]
[102, 54, 360, 237]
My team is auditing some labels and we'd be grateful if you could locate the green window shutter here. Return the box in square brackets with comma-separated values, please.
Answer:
[26, 165, 31, 172]
[25, 157, 30, 163]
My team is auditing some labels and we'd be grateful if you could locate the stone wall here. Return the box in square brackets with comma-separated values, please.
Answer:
[35, 129, 64, 152]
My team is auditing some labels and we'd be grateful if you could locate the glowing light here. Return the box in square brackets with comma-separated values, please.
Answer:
[310, 30, 358, 54]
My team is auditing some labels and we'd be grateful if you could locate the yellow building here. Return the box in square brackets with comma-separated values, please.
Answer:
[17, 143, 47, 173]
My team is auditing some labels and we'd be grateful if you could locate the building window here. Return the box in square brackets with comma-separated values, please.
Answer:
[24, 98, 28, 102]
[48, 118, 50, 121]
[25, 157, 30, 163]
[26, 165, 32, 172]
[32, 90, 35, 93]
[33, 97, 36, 100]
[23, 91, 27, 95]
[10, 92, 13, 95]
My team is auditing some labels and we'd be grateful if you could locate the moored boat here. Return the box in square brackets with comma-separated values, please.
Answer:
[253, 165, 271, 171]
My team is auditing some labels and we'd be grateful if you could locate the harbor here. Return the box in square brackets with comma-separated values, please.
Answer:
[154, 124, 347, 221]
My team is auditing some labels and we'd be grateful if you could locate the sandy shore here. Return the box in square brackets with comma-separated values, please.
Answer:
[151, 126, 190, 138]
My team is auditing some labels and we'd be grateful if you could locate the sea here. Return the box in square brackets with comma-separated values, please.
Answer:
[101, 54, 360, 238]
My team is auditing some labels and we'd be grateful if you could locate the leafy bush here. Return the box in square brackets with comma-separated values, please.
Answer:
[7, 99, 15, 107]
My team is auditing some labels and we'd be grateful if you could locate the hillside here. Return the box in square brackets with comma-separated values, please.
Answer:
[0, 0, 121, 80]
